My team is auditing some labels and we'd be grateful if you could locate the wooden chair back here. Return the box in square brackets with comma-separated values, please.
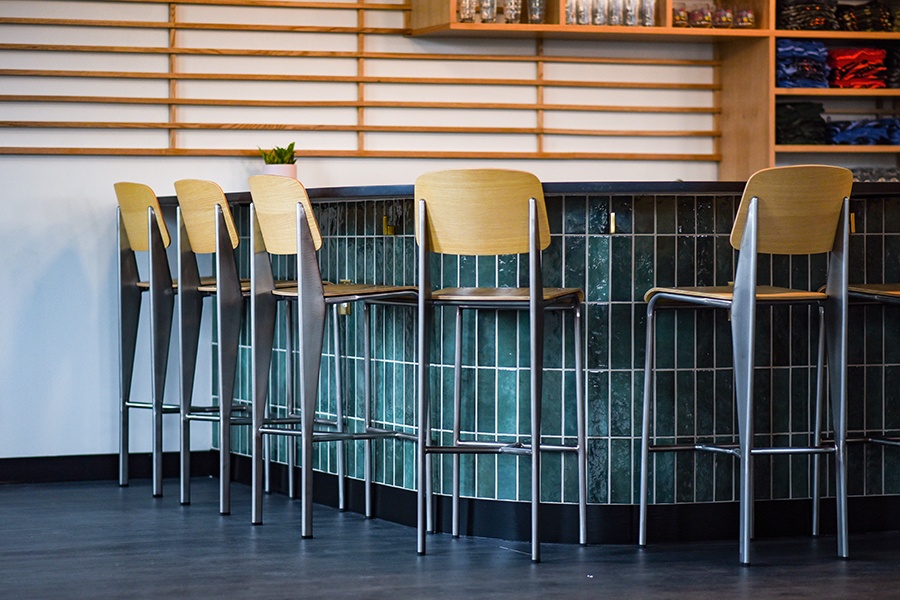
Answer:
[173, 179, 240, 253]
[731, 165, 853, 255]
[248, 175, 323, 254]
[114, 182, 170, 251]
[414, 169, 550, 256]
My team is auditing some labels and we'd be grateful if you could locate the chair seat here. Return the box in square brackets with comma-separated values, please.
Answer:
[848, 283, 900, 298]
[198, 278, 295, 294]
[432, 286, 585, 304]
[273, 283, 416, 302]
[136, 276, 218, 290]
[644, 285, 826, 304]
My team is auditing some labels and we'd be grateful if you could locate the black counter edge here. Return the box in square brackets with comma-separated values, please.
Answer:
[156, 180, 899, 206]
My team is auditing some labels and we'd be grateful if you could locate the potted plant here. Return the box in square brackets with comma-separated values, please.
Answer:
[258, 142, 297, 178]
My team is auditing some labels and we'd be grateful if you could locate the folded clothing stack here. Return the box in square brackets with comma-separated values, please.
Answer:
[776, 102, 827, 144]
[776, 39, 830, 87]
[827, 47, 887, 87]
[836, 0, 893, 30]
[887, 47, 900, 87]
[826, 118, 900, 144]
[778, 0, 840, 29]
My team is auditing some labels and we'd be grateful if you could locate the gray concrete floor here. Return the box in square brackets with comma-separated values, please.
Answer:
[1, 478, 897, 599]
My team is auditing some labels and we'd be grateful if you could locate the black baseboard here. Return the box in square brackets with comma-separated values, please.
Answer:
[0, 451, 218, 485]
[5, 452, 900, 545]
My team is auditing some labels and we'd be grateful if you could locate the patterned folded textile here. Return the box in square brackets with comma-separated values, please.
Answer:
[777, 39, 830, 87]
[836, 1, 893, 30]
[826, 117, 900, 144]
[828, 47, 887, 88]
[778, 0, 840, 29]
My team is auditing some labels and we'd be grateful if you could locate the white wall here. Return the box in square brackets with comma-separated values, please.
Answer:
[0, 154, 717, 460]
[0, 0, 720, 460]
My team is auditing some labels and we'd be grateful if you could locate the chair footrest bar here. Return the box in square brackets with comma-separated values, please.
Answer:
[750, 446, 834, 455]
[124, 402, 181, 412]
[865, 436, 900, 447]
[259, 426, 302, 437]
[312, 431, 403, 442]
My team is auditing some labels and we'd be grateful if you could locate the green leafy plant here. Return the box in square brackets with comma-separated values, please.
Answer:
[258, 142, 296, 164]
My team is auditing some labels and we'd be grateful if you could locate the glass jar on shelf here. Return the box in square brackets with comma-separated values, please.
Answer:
[593, 0, 609, 25]
[640, 0, 656, 26]
[459, 0, 477, 21]
[505, 0, 523, 22]
[672, 3, 689, 26]
[688, 4, 712, 27]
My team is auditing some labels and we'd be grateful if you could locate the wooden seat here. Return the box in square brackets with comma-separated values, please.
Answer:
[413, 168, 587, 563]
[638, 164, 853, 565]
[173, 178, 252, 515]
[114, 182, 180, 497]
[247, 174, 417, 536]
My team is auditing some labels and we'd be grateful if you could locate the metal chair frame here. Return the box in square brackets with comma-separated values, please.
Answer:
[175, 180, 251, 515]
[248, 176, 417, 537]
[116, 182, 179, 497]
[638, 165, 851, 565]
[414, 168, 587, 563]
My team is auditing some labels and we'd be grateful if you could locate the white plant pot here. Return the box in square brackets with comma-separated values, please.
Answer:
[262, 163, 297, 178]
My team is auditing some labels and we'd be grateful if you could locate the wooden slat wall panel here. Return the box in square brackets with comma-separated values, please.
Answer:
[0, 0, 720, 162]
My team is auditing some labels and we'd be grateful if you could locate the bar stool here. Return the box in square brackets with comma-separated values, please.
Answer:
[247, 174, 417, 536]
[413, 168, 587, 563]
[115, 182, 179, 497]
[174, 178, 253, 515]
[638, 164, 853, 565]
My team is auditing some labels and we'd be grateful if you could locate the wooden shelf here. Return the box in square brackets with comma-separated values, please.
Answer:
[776, 145, 900, 154]
[776, 88, 900, 98]
[410, 22, 769, 40]
[409, 0, 900, 178]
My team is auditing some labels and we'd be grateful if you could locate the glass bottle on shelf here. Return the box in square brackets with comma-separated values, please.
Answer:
[459, 0, 477, 21]
[593, 0, 609, 24]
[577, 0, 592, 23]
[640, 0, 655, 25]
[608, 0, 623, 25]
[527, 0, 545, 22]
[505, 0, 523, 22]
[625, 0, 638, 25]
[481, 0, 497, 22]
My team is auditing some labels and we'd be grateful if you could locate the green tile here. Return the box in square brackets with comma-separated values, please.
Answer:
[609, 438, 633, 504]
[610, 304, 632, 370]
[477, 255, 496, 287]
[540, 454, 562, 502]
[476, 368, 497, 435]
[565, 235, 586, 291]
[610, 371, 632, 437]
[496, 312, 518, 368]
[611, 196, 633, 234]
[587, 235, 609, 303]
[547, 196, 563, 235]
[564, 196, 587, 234]
[497, 454, 518, 500]
[477, 311, 496, 367]
[587, 370, 609, 437]
[610, 236, 633, 301]
[542, 369, 563, 437]
[477, 454, 497, 498]
[586, 304, 609, 370]
[655, 235, 676, 288]
[656, 196, 676, 234]
[587, 438, 609, 503]
[633, 195, 655, 234]
[677, 196, 696, 234]
[675, 370, 695, 438]
[588, 196, 610, 234]
[633, 236, 654, 300]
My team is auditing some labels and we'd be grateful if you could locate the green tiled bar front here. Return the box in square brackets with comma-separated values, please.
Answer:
[218, 182, 900, 515]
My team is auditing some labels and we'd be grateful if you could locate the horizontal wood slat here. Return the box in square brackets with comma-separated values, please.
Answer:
[0, 0, 720, 162]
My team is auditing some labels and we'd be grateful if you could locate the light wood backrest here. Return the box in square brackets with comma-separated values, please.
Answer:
[114, 182, 170, 251]
[414, 168, 550, 256]
[731, 165, 853, 255]
[248, 175, 323, 254]
[173, 179, 239, 254]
